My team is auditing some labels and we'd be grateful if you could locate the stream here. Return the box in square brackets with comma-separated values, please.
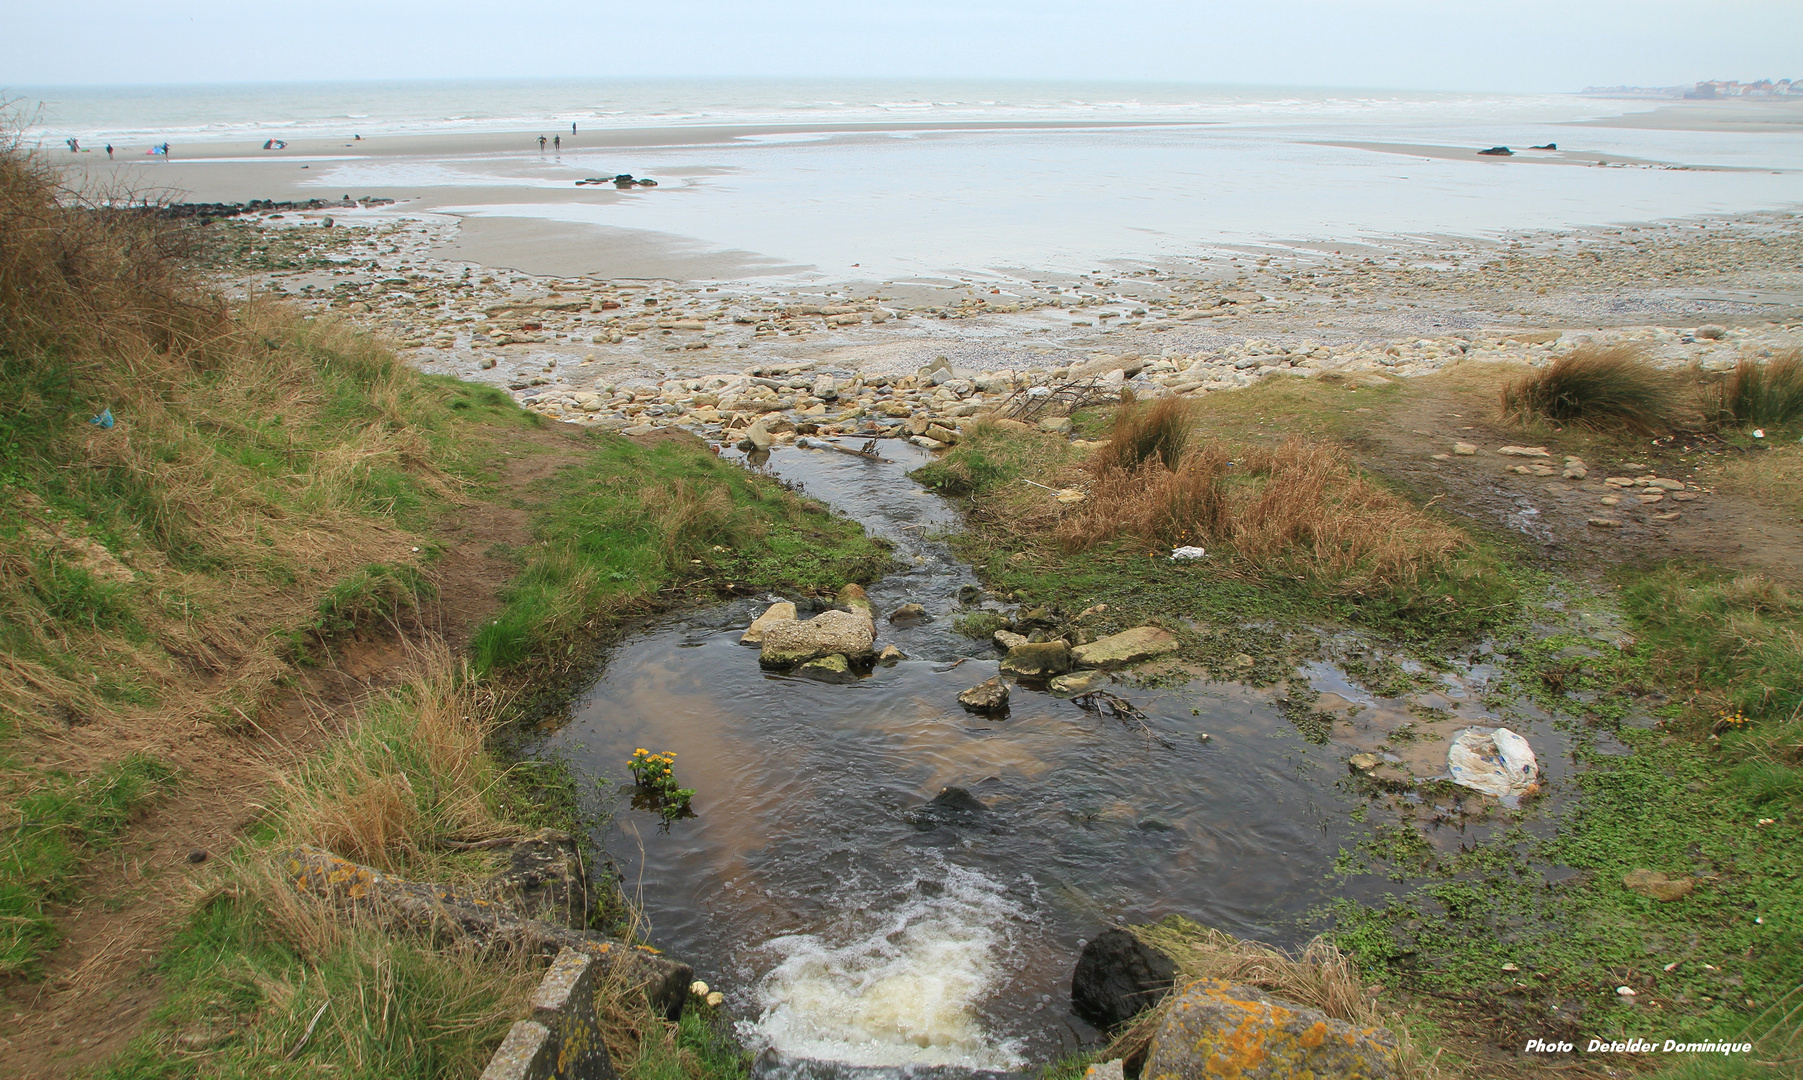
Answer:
[541, 438, 1572, 1074]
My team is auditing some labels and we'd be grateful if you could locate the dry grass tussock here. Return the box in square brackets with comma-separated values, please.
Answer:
[1705, 348, 1803, 428]
[1030, 417, 1466, 586]
[1498, 343, 1680, 433]
[272, 650, 511, 873]
[1107, 917, 1445, 1080]
[1, 132, 462, 743]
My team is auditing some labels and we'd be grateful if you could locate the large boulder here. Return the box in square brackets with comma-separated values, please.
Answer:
[1070, 626, 1178, 669]
[999, 641, 1071, 678]
[740, 601, 798, 645]
[1071, 928, 1177, 1030]
[836, 582, 874, 619]
[759, 609, 876, 668]
[1143, 979, 1395, 1080]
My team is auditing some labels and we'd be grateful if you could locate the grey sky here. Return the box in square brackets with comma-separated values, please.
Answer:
[6, 0, 1799, 91]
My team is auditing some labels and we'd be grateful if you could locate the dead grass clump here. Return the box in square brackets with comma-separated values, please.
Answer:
[1095, 396, 1202, 471]
[273, 654, 506, 873]
[1052, 437, 1465, 587]
[1107, 916, 1443, 1080]
[1705, 349, 1803, 428]
[1499, 344, 1678, 433]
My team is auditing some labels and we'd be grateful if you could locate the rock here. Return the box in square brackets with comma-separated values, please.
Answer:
[876, 644, 906, 665]
[836, 582, 874, 619]
[759, 609, 876, 668]
[993, 629, 1030, 651]
[1348, 753, 1381, 772]
[1452, 442, 1478, 455]
[286, 847, 691, 1020]
[958, 677, 1011, 714]
[1587, 517, 1623, 528]
[1562, 458, 1589, 480]
[904, 786, 994, 831]
[887, 602, 927, 625]
[1084, 1061, 1126, 1080]
[486, 830, 591, 930]
[485, 947, 623, 1080]
[741, 602, 798, 645]
[797, 654, 858, 683]
[1623, 869, 1696, 902]
[1070, 626, 1179, 669]
[1646, 477, 1684, 491]
[1695, 324, 1727, 340]
[1000, 640, 1072, 678]
[1050, 669, 1109, 694]
[1144, 978, 1395, 1080]
[1071, 928, 1177, 1030]
[741, 419, 774, 451]
[1496, 445, 1551, 457]
[1041, 416, 1073, 434]
[1478, 145, 1513, 156]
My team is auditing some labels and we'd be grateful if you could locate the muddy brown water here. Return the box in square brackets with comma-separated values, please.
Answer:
[543, 439, 1572, 1072]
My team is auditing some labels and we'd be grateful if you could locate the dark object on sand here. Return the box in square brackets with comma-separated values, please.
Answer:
[1530, 142, 1557, 150]
[636, 178, 657, 187]
[1071, 928, 1178, 1030]
[1478, 146, 1513, 156]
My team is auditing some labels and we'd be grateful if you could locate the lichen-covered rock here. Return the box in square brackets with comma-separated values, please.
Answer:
[740, 602, 798, 645]
[797, 653, 858, 683]
[759, 609, 875, 668]
[957, 676, 1010, 713]
[1071, 928, 1177, 1030]
[999, 640, 1071, 678]
[1144, 979, 1395, 1080]
[836, 582, 874, 619]
[1070, 626, 1178, 669]
[487, 829, 590, 930]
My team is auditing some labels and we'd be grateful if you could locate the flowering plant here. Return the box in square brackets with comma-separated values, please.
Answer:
[629, 748, 695, 822]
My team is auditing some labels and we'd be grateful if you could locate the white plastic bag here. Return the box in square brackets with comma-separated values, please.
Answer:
[1170, 546, 1207, 560]
[1447, 727, 1539, 801]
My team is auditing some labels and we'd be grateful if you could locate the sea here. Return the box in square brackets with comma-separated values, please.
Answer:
[16, 78, 1803, 281]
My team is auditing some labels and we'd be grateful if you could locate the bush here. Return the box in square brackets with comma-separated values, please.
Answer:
[1499, 345, 1677, 432]
[1704, 350, 1803, 428]
[1095, 396, 1200, 471]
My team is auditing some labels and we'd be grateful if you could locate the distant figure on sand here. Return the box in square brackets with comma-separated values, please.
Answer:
[553, 135, 561, 151]
[105, 144, 113, 159]
[66, 137, 80, 153]
[538, 135, 547, 151]
[571, 122, 577, 135]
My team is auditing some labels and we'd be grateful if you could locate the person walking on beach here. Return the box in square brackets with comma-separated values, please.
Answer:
[571, 122, 577, 135]
[538, 135, 547, 151]
[553, 135, 561, 151]
[105, 144, 113, 159]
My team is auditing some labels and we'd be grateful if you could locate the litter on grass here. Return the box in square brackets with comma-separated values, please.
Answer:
[1447, 726, 1540, 803]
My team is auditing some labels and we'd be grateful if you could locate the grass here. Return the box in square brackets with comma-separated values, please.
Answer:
[1499, 344, 1680, 433]
[0, 753, 175, 975]
[917, 421, 1514, 652]
[470, 436, 890, 675]
[1093, 396, 1200, 471]
[1705, 350, 1803, 428]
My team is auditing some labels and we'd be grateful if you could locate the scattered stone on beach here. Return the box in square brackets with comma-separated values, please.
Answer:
[1452, 442, 1478, 455]
[993, 629, 1030, 651]
[1497, 445, 1551, 458]
[957, 677, 1011, 714]
[1071, 626, 1179, 669]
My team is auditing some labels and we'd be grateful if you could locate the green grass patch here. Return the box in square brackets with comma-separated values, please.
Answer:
[1, 753, 175, 976]
[472, 434, 891, 674]
[627, 1003, 752, 1080]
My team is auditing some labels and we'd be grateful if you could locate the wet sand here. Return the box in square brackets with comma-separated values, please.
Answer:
[1569, 99, 1803, 133]
[1312, 140, 1761, 171]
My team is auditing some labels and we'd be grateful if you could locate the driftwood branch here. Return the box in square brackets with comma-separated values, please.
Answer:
[1072, 690, 1174, 749]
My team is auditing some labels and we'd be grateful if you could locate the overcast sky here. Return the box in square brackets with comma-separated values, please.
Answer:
[6, 0, 1800, 92]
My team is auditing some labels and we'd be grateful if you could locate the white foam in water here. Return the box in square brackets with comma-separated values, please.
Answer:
[742, 865, 1028, 1071]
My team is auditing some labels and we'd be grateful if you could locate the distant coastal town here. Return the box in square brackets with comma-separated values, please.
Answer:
[1582, 77, 1801, 99]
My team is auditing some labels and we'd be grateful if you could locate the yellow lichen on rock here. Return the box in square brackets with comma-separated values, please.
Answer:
[1146, 978, 1395, 1080]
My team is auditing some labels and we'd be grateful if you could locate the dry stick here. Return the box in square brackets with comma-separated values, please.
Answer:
[1072, 690, 1174, 749]
[287, 998, 331, 1060]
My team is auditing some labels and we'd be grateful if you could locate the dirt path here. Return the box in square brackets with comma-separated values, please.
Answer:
[0, 425, 590, 1080]
[1353, 365, 1803, 585]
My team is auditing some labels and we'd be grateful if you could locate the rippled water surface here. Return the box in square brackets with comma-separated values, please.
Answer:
[544, 440, 1566, 1068]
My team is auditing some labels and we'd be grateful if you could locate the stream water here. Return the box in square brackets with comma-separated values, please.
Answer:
[542, 439, 1571, 1073]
